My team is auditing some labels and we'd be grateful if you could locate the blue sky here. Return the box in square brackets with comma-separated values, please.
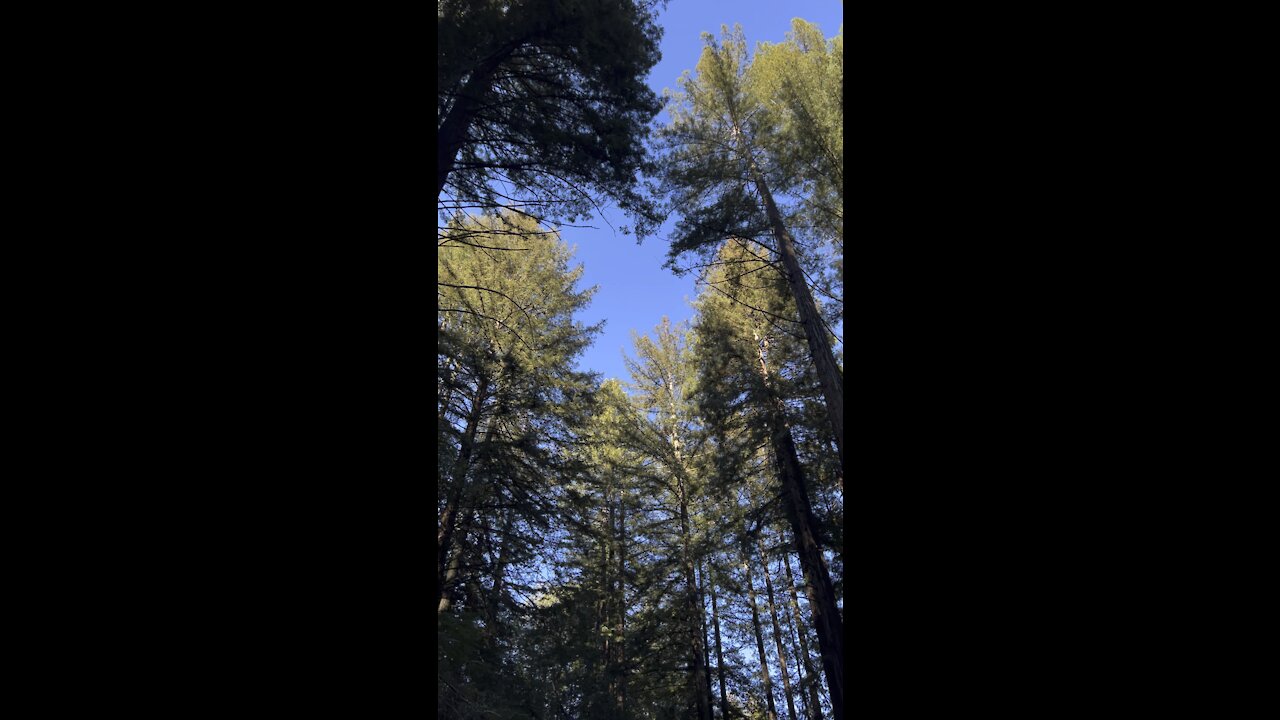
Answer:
[565, 1, 844, 385]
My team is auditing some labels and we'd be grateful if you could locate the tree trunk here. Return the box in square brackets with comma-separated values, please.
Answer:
[671, 388, 713, 720]
[751, 166, 843, 471]
[752, 331, 845, 717]
[489, 508, 514, 619]
[783, 551, 824, 720]
[729, 116, 844, 471]
[438, 376, 489, 612]
[471, 508, 512, 657]
[743, 541, 777, 720]
[711, 570, 731, 720]
[437, 51, 508, 205]
[775, 432, 844, 719]
[600, 498, 612, 683]
[698, 560, 716, 715]
[783, 603, 813, 720]
[437, 354, 458, 429]
[679, 475, 713, 720]
[602, 490, 615, 710]
[615, 490, 627, 717]
[759, 535, 798, 720]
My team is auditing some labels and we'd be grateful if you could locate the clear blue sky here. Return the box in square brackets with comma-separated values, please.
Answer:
[565, 1, 844, 385]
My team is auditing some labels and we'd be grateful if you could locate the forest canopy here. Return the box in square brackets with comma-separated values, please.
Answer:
[438, 6, 843, 719]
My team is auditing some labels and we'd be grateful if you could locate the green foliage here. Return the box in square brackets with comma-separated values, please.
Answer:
[653, 21, 843, 312]
[439, 211, 601, 470]
[690, 239, 843, 555]
[748, 20, 844, 245]
[437, 14, 841, 720]
[439, 611, 539, 719]
[439, 0, 665, 235]
[654, 25, 771, 270]
[437, 212, 606, 717]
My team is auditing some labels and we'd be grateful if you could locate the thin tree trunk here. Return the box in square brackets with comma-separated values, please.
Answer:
[437, 354, 458, 428]
[470, 507, 513, 654]
[783, 551, 824, 720]
[439, 514, 477, 615]
[600, 508, 609, 639]
[743, 541, 777, 720]
[438, 542, 463, 614]
[728, 115, 844, 471]
[759, 535, 798, 720]
[615, 490, 627, 717]
[438, 376, 488, 612]
[711, 568, 731, 720]
[775, 432, 844, 719]
[603, 489, 615, 708]
[679, 476, 713, 720]
[670, 381, 712, 720]
[489, 508, 514, 617]
[784, 604, 813, 720]
[752, 165, 843, 470]
[698, 560, 715, 715]
[752, 331, 845, 717]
